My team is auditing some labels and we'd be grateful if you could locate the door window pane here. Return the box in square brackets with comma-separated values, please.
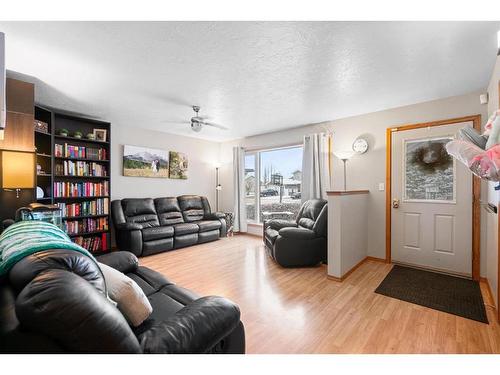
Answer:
[404, 137, 455, 202]
[244, 154, 256, 221]
[259, 146, 303, 222]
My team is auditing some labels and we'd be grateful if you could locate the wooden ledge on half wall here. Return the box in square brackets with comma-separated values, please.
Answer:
[326, 190, 370, 196]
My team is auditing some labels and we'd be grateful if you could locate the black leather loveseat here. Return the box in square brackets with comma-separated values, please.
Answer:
[112, 195, 226, 257]
[0, 250, 245, 353]
[263, 199, 327, 267]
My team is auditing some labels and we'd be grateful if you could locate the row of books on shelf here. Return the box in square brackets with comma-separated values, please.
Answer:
[72, 233, 109, 253]
[55, 160, 108, 177]
[55, 143, 108, 160]
[54, 181, 109, 198]
[64, 217, 109, 235]
[57, 198, 109, 217]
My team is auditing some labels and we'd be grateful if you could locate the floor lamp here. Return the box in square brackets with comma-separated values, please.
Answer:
[215, 166, 222, 211]
[333, 151, 354, 191]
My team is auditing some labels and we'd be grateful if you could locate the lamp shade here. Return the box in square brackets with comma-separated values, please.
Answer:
[334, 150, 355, 160]
[1, 151, 35, 189]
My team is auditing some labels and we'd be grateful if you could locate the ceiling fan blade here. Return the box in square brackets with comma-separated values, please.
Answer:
[161, 120, 191, 124]
[204, 122, 228, 130]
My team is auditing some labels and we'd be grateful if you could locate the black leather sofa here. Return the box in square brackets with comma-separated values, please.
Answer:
[0, 250, 245, 353]
[263, 199, 328, 267]
[112, 195, 226, 257]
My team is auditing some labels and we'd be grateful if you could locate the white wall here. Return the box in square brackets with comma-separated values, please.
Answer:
[220, 91, 489, 270]
[485, 55, 500, 308]
[111, 123, 221, 208]
[328, 193, 369, 278]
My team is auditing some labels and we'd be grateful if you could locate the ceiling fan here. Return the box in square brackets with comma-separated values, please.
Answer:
[188, 106, 227, 133]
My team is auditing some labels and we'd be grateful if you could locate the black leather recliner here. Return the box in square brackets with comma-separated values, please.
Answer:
[112, 195, 227, 257]
[263, 199, 328, 267]
[0, 250, 245, 353]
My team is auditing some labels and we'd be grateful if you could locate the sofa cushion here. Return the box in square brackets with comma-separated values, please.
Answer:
[121, 198, 159, 228]
[195, 220, 221, 233]
[142, 226, 174, 241]
[98, 262, 153, 327]
[154, 197, 184, 226]
[178, 195, 205, 222]
[173, 223, 199, 236]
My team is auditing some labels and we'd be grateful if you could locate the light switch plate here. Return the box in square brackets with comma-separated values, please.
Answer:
[378, 183, 385, 191]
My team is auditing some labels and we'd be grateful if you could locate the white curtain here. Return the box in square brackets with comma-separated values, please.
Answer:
[301, 133, 332, 202]
[233, 146, 247, 232]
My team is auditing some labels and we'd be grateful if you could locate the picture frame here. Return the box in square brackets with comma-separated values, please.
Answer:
[123, 145, 169, 178]
[93, 128, 107, 142]
[169, 151, 188, 179]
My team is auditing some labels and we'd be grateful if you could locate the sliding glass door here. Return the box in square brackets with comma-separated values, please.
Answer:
[245, 145, 303, 223]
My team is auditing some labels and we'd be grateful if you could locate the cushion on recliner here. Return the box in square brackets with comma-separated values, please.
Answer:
[265, 228, 279, 244]
[298, 218, 315, 229]
[154, 198, 185, 226]
[195, 220, 221, 232]
[178, 195, 205, 222]
[297, 199, 327, 229]
[173, 223, 199, 236]
[142, 226, 174, 241]
[121, 199, 160, 228]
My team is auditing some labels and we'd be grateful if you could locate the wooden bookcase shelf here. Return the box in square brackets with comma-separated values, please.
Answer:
[34, 105, 112, 254]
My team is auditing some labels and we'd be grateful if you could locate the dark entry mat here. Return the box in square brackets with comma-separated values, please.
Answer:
[375, 265, 488, 323]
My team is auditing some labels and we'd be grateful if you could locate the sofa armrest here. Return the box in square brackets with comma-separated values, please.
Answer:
[96, 252, 139, 274]
[278, 227, 316, 240]
[116, 222, 143, 231]
[265, 219, 297, 231]
[138, 296, 241, 354]
[205, 212, 226, 220]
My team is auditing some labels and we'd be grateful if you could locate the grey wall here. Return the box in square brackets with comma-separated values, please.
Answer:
[111, 123, 220, 207]
[220, 91, 489, 273]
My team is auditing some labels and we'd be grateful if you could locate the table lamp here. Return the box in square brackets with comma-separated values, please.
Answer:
[1, 150, 36, 198]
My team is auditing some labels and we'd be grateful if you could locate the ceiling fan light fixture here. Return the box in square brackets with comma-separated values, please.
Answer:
[191, 121, 203, 132]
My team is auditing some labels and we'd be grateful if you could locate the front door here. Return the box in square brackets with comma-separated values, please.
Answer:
[391, 120, 473, 276]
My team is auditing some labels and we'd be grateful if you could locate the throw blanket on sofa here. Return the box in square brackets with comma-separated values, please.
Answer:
[0, 220, 94, 277]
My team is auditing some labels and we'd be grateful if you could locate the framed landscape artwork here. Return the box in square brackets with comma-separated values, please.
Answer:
[123, 145, 169, 178]
[169, 151, 188, 179]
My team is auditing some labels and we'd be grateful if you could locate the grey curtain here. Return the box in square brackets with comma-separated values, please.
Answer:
[301, 133, 332, 202]
[233, 146, 247, 232]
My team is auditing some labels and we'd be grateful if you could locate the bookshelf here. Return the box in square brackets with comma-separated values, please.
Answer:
[34, 106, 111, 255]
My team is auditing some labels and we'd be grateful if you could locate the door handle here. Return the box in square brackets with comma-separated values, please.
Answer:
[392, 198, 400, 209]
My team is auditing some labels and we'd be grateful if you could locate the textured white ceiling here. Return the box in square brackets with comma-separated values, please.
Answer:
[0, 21, 499, 141]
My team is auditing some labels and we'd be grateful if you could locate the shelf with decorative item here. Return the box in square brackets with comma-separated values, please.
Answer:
[55, 134, 109, 145]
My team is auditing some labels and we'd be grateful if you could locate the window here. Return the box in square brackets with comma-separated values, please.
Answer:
[244, 153, 256, 221]
[245, 145, 303, 223]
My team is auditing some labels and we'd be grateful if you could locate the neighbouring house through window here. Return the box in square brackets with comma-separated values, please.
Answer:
[244, 145, 303, 223]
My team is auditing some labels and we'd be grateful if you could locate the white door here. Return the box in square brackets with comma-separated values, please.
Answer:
[391, 121, 473, 276]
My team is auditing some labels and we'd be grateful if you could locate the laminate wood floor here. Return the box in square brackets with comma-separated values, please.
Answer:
[139, 234, 500, 354]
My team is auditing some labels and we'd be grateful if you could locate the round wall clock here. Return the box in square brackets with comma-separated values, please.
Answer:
[352, 138, 369, 154]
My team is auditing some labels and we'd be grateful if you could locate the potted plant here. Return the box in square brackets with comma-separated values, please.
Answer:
[58, 128, 69, 137]
[86, 133, 96, 140]
[74, 131, 83, 139]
